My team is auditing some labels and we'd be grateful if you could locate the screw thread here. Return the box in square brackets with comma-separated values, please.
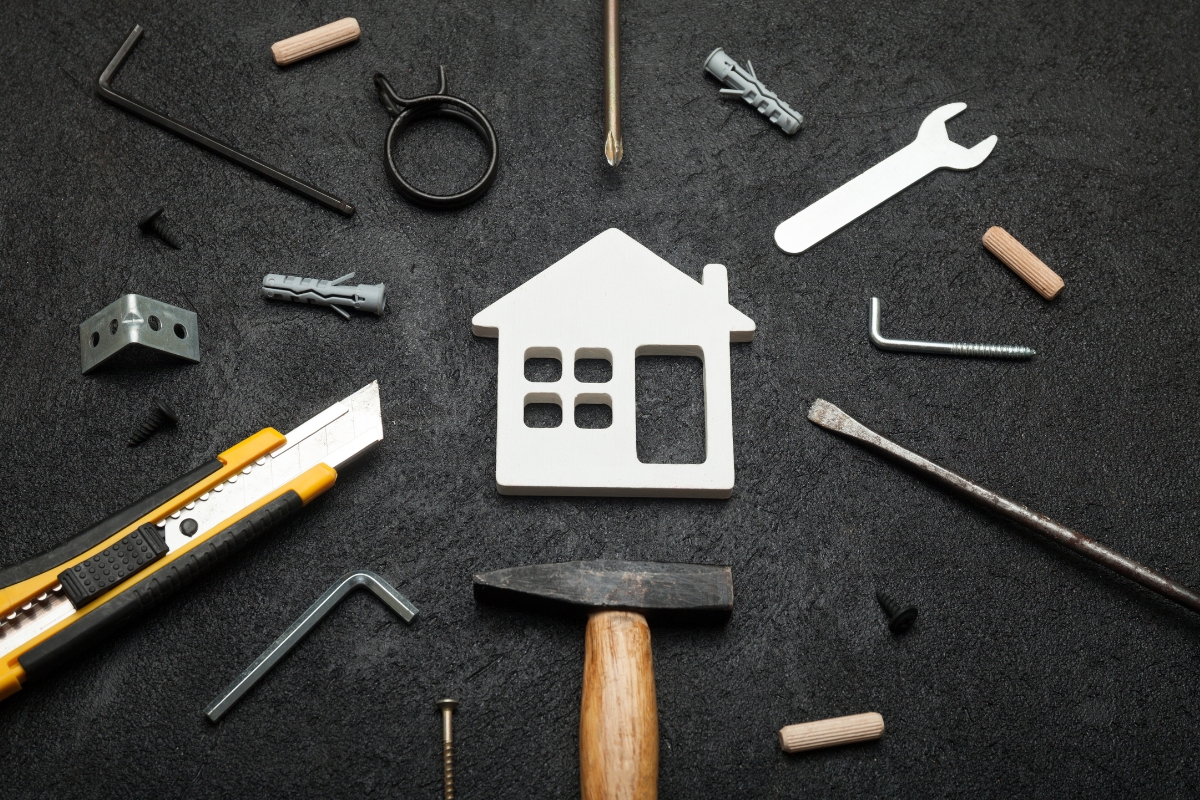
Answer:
[950, 342, 1036, 359]
[128, 401, 177, 447]
[151, 217, 182, 249]
[875, 590, 899, 618]
[442, 741, 454, 800]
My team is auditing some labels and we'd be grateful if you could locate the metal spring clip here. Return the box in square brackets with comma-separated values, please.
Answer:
[374, 68, 499, 209]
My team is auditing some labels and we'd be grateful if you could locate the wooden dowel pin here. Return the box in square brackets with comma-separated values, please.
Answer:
[779, 712, 885, 753]
[982, 226, 1064, 300]
[271, 18, 360, 66]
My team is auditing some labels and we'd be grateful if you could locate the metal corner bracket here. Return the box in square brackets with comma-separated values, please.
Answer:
[79, 294, 200, 374]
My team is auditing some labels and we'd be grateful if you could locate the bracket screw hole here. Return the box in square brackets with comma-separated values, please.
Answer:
[148, 315, 161, 331]
[109, 319, 118, 335]
[173, 323, 187, 339]
[90, 332, 99, 348]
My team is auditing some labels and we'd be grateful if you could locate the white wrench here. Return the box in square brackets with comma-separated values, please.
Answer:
[774, 103, 997, 254]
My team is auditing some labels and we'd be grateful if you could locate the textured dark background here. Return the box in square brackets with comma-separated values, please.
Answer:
[1, 0, 1198, 796]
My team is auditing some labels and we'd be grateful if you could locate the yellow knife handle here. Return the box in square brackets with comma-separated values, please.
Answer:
[20, 489, 305, 676]
[0, 425, 336, 701]
[0, 429, 285, 617]
[0, 460, 223, 593]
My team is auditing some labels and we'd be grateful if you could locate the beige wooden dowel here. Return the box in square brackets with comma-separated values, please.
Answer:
[982, 226, 1064, 300]
[779, 712, 885, 753]
[271, 18, 361, 66]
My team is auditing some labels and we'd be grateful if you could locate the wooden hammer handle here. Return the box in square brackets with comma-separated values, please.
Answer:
[779, 712, 885, 753]
[982, 226, 1064, 300]
[581, 611, 658, 800]
[271, 18, 360, 66]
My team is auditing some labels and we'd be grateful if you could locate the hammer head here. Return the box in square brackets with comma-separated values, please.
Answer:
[473, 560, 734, 621]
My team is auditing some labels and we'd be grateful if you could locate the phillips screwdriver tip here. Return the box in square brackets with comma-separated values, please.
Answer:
[604, 131, 623, 167]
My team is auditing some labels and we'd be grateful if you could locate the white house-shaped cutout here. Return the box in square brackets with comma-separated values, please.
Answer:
[472, 228, 755, 497]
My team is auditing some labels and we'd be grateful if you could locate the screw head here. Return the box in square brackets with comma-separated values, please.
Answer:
[888, 606, 918, 634]
[437, 698, 458, 713]
[137, 207, 165, 230]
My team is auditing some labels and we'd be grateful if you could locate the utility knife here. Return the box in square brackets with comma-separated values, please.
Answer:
[0, 381, 383, 702]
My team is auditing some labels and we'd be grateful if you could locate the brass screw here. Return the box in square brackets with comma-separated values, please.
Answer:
[437, 698, 458, 799]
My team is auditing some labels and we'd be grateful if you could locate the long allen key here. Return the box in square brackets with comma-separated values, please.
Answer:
[775, 103, 997, 254]
[98, 25, 355, 216]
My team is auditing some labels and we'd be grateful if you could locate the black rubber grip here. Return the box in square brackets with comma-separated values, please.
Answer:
[0, 459, 222, 590]
[58, 524, 169, 607]
[19, 491, 302, 677]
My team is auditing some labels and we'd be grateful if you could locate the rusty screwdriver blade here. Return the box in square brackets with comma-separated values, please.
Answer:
[603, 0, 623, 166]
[808, 399, 1200, 617]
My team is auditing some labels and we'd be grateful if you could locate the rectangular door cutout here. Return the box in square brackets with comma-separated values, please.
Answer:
[635, 355, 705, 463]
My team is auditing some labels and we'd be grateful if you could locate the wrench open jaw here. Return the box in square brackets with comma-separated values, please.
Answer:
[774, 103, 997, 254]
[914, 102, 998, 170]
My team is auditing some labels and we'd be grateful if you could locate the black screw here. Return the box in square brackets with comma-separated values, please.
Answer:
[129, 399, 179, 447]
[137, 207, 182, 249]
[876, 590, 918, 634]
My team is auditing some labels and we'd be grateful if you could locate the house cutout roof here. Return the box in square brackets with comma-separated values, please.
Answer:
[472, 228, 755, 341]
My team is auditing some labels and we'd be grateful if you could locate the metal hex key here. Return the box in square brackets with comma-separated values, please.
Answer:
[204, 571, 418, 722]
[98, 25, 355, 216]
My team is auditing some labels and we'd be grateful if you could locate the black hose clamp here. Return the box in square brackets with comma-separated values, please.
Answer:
[374, 68, 499, 210]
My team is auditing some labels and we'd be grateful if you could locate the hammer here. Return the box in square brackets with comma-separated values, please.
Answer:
[473, 560, 734, 800]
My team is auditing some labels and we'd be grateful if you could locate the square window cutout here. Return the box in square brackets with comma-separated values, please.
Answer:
[524, 392, 562, 428]
[575, 393, 612, 429]
[575, 348, 612, 383]
[525, 347, 562, 382]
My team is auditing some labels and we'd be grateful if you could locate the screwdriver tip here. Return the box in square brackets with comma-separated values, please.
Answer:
[605, 131, 623, 166]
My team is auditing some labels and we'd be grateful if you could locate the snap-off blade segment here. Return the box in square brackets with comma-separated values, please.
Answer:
[158, 381, 382, 551]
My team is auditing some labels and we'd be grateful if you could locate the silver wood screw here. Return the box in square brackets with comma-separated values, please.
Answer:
[869, 297, 1036, 359]
[438, 698, 458, 799]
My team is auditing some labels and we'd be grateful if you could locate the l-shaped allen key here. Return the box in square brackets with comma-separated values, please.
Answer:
[204, 571, 418, 721]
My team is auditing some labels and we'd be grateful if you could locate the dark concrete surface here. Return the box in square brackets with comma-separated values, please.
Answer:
[1, 0, 1198, 796]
